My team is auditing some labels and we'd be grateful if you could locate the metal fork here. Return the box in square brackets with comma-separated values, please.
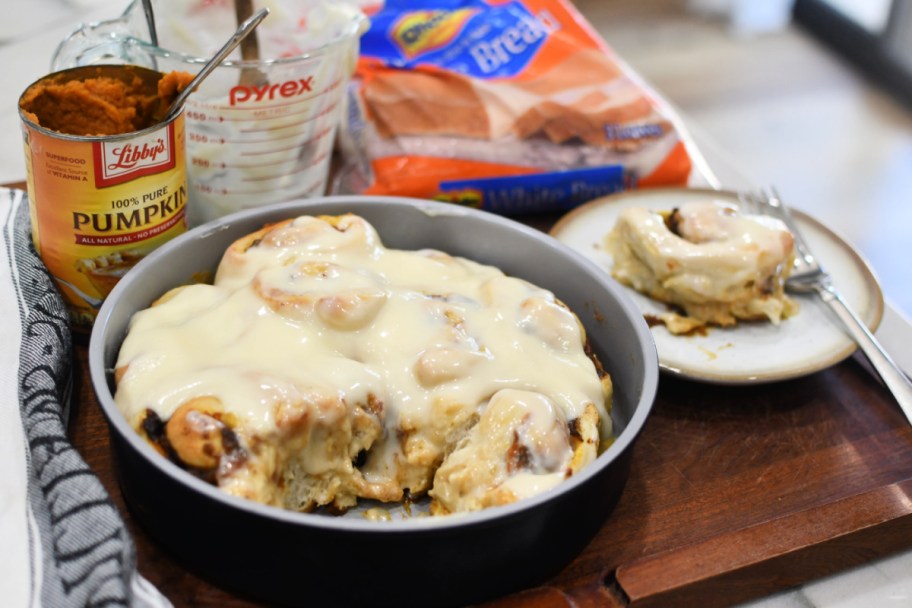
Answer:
[743, 187, 912, 423]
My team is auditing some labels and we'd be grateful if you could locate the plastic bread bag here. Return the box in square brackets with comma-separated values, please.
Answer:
[332, 0, 712, 215]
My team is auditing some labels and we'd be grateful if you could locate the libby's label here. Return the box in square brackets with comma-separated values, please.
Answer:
[21, 114, 188, 329]
[93, 124, 177, 186]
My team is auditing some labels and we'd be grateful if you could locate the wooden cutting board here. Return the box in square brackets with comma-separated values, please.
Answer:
[67, 343, 912, 608]
[51, 202, 912, 608]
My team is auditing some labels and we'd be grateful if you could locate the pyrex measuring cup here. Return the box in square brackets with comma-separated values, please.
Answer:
[53, 0, 367, 225]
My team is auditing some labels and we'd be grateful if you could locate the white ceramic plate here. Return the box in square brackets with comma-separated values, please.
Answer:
[551, 188, 885, 384]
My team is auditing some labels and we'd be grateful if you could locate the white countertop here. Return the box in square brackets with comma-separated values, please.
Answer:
[2, 2, 910, 606]
[0, 0, 127, 185]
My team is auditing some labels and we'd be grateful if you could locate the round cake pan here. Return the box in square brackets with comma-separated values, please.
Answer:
[88, 195, 658, 607]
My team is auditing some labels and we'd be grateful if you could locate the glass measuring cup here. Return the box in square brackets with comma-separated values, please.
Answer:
[53, 0, 367, 225]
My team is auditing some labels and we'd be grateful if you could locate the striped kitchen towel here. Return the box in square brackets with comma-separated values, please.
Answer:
[0, 188, 170, 608]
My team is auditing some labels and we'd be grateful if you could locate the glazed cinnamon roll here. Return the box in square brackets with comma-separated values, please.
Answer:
[114, 214, 612, 516]
[605, 200, 798, 334]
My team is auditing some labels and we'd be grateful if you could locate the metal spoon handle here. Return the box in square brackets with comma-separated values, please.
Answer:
[164, 8, 269, 121]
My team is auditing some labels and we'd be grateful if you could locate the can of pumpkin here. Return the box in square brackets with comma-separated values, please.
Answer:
[18, 64, 191, 332]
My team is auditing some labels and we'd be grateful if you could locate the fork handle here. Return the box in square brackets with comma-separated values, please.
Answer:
[815, 283, 912, 421]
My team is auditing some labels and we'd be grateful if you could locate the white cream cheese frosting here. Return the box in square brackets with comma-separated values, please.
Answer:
[115, 213, 611, 515]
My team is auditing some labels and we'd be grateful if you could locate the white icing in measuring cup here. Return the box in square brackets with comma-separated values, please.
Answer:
[53, 0, 367, 225]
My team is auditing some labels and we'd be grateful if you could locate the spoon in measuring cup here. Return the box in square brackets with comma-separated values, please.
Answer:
[141, 0, 159, 46]
[162, 7, 270, 122]
[234, 0, 268, 86]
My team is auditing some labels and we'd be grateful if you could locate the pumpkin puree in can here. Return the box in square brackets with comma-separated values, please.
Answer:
[19, 65, 194, 329]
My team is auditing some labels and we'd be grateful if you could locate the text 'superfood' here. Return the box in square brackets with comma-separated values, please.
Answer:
[114, 214, 612, 516]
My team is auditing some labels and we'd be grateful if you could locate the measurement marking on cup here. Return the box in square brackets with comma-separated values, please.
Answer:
[239, 151, 331, 181]
[187, 116, 333, 145]
[236, 102, 340, 133]
[225, 128, 327, 145]
[233, 127, 333, 155]
[191, 99, 339, 128]
[199, 179, 324, 197]
[189, 124, 331, 172]
[188, 133, 227, 145]
[221, 89, 340, 117]
[198, 155, 319, 170]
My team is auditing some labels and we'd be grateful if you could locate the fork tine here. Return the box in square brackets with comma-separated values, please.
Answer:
[738, 188, 776, 217]
[736, 188, 824, 280]
[739, 187, 816, 273]
[757, 188, 821, 272]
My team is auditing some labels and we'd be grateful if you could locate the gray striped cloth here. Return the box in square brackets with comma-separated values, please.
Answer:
[0, 188, 170, 608]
